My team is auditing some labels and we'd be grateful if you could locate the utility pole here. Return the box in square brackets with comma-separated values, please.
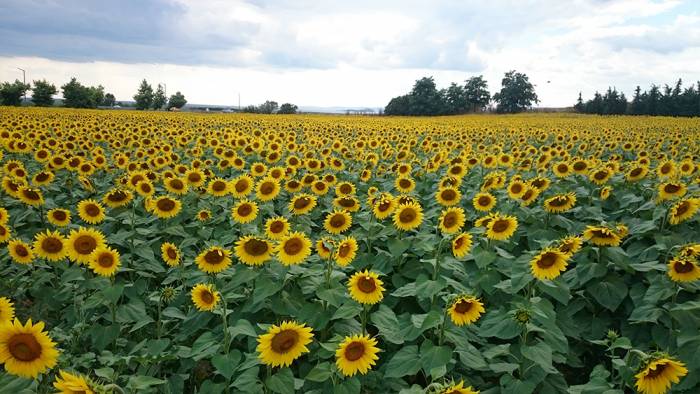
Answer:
[238, 93, 241, 111]
[17, 67, 26, 104]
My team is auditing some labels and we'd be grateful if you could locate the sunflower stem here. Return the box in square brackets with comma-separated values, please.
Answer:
[103, 383, 126, 394]
[221, 292, 230, 354]
[438, 306, 449, 346]
[361, 304, 369, 335]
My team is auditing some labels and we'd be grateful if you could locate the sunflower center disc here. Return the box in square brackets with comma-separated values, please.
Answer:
[455, 299, 473, 313]
[75, 235, 97, 254]
[537, 253, 558, 268]
[167, 248, 177, 259]
[646, 363, 667, 378]
[42, 238, 63, 253]
[442, 190, 456, 201]
[294, 198, 309, 209]
[674, 261, 694, 274]
[271, 330, 299, 354]
[201, 291, 214, 304]
[270, 221, 285, 233]
[157, 199, 176, 211]
[244, 239, 269, 256]
[52, 211, 67, 221]
[399, 209, 416, 223]
[204, 250, 225, 264]
[675, 202, 689, 216]
[85, 204, 100, 216]
[492, 220, 509, 233]
[238, 204, 252, 216]
[344, 342, 366, 361]
[330, 215, 346, 228]
[358, 276, 376, 293]
[8, 333, 42, 362]
[284, 238, 303, 255]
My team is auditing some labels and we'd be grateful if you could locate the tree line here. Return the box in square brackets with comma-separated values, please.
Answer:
[0, 77, 188, 110]
[242, 100, 298, 114]
[574, 79, 700, 117]
[384, 70, 539, 116]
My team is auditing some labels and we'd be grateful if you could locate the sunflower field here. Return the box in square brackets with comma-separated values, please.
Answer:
[0, 107, 699, 394]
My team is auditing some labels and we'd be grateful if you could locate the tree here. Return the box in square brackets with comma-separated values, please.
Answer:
[102, 93, 116, 107]
[60, 78, 105, 108]
[258, 100, 279, 114]
[629, 86, 643, 115]
[493, 70, 539, 113]
[134, 79, 154, 110]
[167, 91, 187, 109]
[31, 80, 57, 107]
[464, 76, 491, 112]
[444, 83, 466, 115]
[408, 77, 444, 116]
[573, 92, 584, 113]
[0, 80, 31, 106]
[278, 103, 298, 114]
[384, 94, 411, 115]
[152, 84, 167, 110]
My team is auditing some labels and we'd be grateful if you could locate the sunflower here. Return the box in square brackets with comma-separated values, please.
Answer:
[558, 236, 583, 256]
[372, 194, 396, 220]
[33, 230, 66, 262]
[316, 237, 335, 260]
[135, 180, 155, 197]
[289, 194, 317, 216]
[256, 321, 314, 368]
[334, 236, 358, 267]
[164, 177, 189, 195]
[335, 334, 380, 377]
[452, 232, 473, 258]
[17, 186, 44, 207]
[395, 176, 415, 193]
[265, 217, 290, 240]
[231, 200, 259, 224]
[333, 195, 360, 212]
[0, 318, 59, 378]
[0, 297, 14, 323]
[589, 168, 612, 185]
[530, 248, 569, 280]
[485, 214, 518, 241]
[635, 356, 687, 394]
[256, 178, 281, 201]
[507, 180, 527, 199]
[161, 242, 181, 267]
[448, 296, 485, 326]
[231, 175, 254, 198]
[324, 210, 352, 234]
[235, 235, 273, 266]
[88, 246, 121, 277]
[207, 177, 231, 197]
[335, 182, 356, 196]
[8, 239, 34, 264]
[626, 166, 648, 182]
[667, 258, 700, 282]
[668, 198, 699, 225]
[103, 188, 133, 209]
[436, 186, 461, 207]
[197, 209, 211, 222]
[47, 208, 71, 227]
[658, 182, 686, 201]
[66, 227, 106, 264]
[0, 224, 10, 244]
[185, 168, 206, 187]
[472, 192, 496, 212]
[77, 199, 106, 224]
[53, 370, 95, 394]
[393, 202, 423, 231]
[438, 380, 479, 394]
[543, 193, 577, 213]
[276, 232, 312, 266]
[552, 161, 571, 178]
[439, 207, 465, 234]
[0, 207, 9, 224]
[191, 283, 220, 311]
[150, 196, 182, 219]
[348, 270, 385, 305]
[195, 246, 232, 274]
[582, 225, 621, 247]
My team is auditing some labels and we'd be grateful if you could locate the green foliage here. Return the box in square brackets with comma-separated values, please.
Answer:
[152, 84, 167, 110]
[0, 79, 31, 106]
[278, 103, 298, 114]
[102, 93, 116, 107]
[134, 79, 154, 110]
[384, 75, 491, 116]
[167, 91, 187, 109]
[61, 77, 104, 108]
[493, 70, 539, 113]
[31, 79, 57, 107]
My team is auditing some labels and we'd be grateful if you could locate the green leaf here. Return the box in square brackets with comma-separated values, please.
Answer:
[587, 276, 627, 311]
[521, 341, 553, 371]
[334, 377, 361, 394]
[228, 319, 258, 339]
[388, 238, 411, 256]
[305, 362, 333, 382]
[371, 305, 404, 344]
[479, 310, 521, 339]
[419, 340, 452, 375]
[212, 350, 242, 380]
[629, 304, 663, 323]
[392, 282, 417, 297]
[127, 376, 167, 390]
[232, 367, 262, 392]
[332, 302, 362, 320]
[266, 368, 295, 394]
[384, 345, 421, 378]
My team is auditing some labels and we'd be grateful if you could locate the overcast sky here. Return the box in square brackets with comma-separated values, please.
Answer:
[1, 0, 699, 108]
